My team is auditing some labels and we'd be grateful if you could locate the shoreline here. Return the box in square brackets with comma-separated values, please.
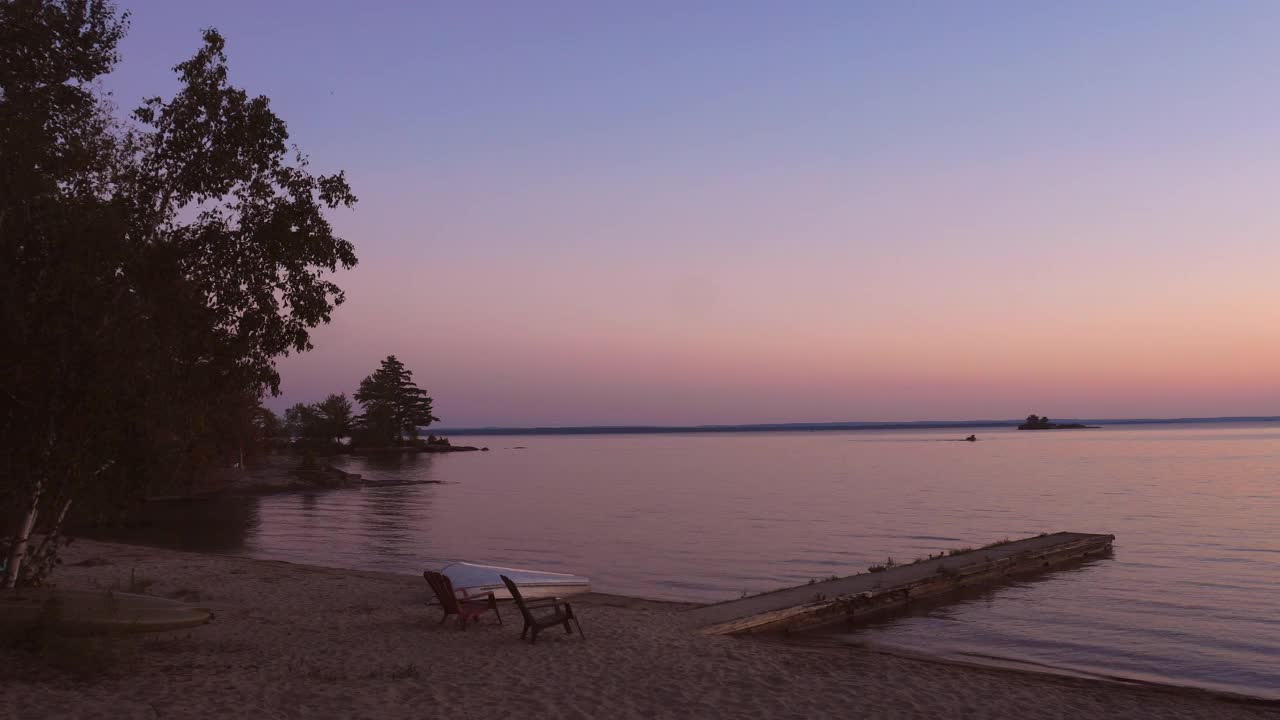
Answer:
[771, 635, 1279, 709]
[5, 540, 1276, 719]
[145, 452, 453, 500]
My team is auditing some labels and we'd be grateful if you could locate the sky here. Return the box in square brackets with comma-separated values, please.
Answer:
[105, 1, 1280, 426]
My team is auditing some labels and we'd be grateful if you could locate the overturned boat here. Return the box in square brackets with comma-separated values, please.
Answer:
[0, 589, 213, 634]
[437, 561, 590, 600]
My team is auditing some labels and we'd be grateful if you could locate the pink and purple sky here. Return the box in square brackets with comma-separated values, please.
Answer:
[109, 2, 1280, 426]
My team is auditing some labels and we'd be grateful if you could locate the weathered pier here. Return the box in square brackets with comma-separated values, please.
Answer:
[688, 532, 1114, 636]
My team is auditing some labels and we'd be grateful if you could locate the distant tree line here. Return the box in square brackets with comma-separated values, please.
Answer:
[277, 355, 438, 448]
[1, 2, 357, 587]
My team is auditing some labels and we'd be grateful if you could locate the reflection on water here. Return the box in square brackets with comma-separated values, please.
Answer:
[86, 497, 262, 553]
[348, 450, 438, 480]
[83, 424, 1280, 699]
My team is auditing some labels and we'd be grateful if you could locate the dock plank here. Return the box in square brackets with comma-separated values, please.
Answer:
[688, 531, 1115, 635]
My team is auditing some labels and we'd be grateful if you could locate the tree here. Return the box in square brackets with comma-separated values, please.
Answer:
[284, 403, 322, 440]
[354, 356, 437, 445]
[316, 394, 354, 443]
[1, 2, 358, 587]
[256, 406, 284, 440]
[354, 402, 399, 448]
[204, 390, 276, 470]
[286, 394, 353, 444]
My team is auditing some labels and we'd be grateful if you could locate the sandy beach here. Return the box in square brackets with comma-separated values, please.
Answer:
[3, 540, 1276, 720]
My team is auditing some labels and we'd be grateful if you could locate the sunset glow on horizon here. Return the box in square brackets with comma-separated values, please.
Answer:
[110, 1, 1280, 425]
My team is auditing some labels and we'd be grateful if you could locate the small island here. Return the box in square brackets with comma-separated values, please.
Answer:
[1017, 414, 1099, 430]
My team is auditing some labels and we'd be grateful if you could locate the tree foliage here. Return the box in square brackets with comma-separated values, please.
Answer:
[256, 406, 284, 440]
[284, 394, 353, 445]
[317, 394, 355, 442]
[1, 1, 358, 587]
[354, 356, 437, 446]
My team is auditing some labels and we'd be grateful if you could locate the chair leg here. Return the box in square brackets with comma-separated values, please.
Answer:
[564, 620, 572, 634]
[530, 626, 540, 644]
[493, 605, 503, 626]
[573, 616, 585, 639]
[521, 621, 529, 640]
[438, 611, 448, 625]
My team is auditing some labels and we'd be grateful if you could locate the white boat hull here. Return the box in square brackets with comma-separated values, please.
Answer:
[438, 561, 591, 600]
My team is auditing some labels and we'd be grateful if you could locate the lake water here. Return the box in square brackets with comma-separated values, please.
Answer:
[91, 423, 1279, 699]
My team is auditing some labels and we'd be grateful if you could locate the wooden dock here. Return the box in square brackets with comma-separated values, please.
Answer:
[687, 532, 1115, 636]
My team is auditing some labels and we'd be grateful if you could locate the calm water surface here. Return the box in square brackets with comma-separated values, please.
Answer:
[96, 424, 1279, 698]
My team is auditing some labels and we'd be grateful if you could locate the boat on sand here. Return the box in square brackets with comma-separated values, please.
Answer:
[437, 561, 590, 600]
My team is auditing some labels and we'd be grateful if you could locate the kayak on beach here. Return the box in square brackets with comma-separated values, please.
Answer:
[0, 588, 213, 634]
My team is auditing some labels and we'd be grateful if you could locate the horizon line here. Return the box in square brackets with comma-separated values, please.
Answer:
[431, 415, 1280, 436]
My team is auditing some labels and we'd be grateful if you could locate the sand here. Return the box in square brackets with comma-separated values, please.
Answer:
[2, 540, 1275, 720]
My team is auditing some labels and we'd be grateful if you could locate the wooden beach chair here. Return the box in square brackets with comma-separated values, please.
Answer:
[424, 570, 502, 630]
[500, 574, 585, 644]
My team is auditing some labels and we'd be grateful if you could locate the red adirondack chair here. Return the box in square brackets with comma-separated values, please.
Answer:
[424, 570, 502, 630]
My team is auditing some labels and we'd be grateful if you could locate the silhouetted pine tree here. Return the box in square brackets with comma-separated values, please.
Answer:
[354, 356, 437, 445]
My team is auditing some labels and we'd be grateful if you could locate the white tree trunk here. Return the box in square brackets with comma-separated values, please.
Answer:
[2, 480, 43, 589]
[31, 495, 74, 558]
[52, 496, 72, 530]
